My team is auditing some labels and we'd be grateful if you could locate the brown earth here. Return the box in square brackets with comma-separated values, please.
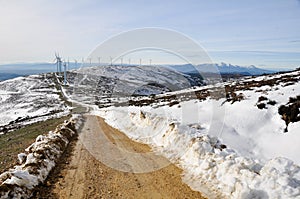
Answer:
[32, 115, 206, 199]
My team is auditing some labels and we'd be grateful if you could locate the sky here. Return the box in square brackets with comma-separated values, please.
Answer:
[0, 0, 300, 69]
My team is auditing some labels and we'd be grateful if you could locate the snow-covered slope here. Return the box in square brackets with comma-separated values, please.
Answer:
[0, 74, 69, 133]
[65, 65, 203, 107]
[92, 69, 300, 199]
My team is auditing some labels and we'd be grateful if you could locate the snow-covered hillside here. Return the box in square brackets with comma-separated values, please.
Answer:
[5, 65, 295, 198]
[0, 74, 69, 134]
[64, 65, 204, 107]
[91, 69, 300, 199]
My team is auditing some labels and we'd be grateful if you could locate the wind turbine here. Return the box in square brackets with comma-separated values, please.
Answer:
[82, 58, 85, 67]
[110, 56, 113, 66]
[128, 58, 131, 65]
[98, 57, 101, 65]
[121, 57, 123, 66]
[149, 59, 152, 66]
[88, 58, 92, 66]
[74, 59, 78, 69]
[54, 53, 62, 76]
[54, 54, 58, 73]
[59, 55, 62, 74]
[63, 61, 67, 85]
[139, 58, 142, 66]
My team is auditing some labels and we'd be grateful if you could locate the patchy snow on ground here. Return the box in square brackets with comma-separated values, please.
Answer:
[0, 74, 70, 132]
[93, 70, 300, 199]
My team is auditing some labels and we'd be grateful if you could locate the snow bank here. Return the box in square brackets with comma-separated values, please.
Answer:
[0, 116, 79, 199]
[96, 109, 300, 199]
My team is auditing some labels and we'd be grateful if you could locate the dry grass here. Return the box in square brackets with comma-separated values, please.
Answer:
[0, 116, 70, 173]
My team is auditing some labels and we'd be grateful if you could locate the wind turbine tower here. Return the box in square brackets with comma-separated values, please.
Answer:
[74, 59, 78, 69]
[63, 61, 67, 85]
[82, 58, 85, 67]
[110, 56, 113, 66]
[54, 53, 62, 76]
[88, 58, 92, 66]
[98, 57, 101, 65]
[59, 57, 62, 74]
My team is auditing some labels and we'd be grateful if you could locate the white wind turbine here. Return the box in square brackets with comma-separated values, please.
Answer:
[88, 58, 92, 66]
[82, 58, 85, 67]
[98, 57, 101, 66]
[63, 61, 67, 85]
[54, 53, 62, 76]
[110, 56, 113, 66]
[74, 59, 78, 69]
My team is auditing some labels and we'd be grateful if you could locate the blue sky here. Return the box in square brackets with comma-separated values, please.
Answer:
[0, 0, 300, 69]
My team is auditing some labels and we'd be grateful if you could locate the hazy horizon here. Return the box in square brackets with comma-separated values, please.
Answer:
[0, 61, 294, 74]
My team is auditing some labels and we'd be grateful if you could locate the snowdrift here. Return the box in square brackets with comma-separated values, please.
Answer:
[96, 108, 300, 199]
[0, 116, 80, 199]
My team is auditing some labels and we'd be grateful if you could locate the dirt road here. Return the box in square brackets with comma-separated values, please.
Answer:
[33, 115, 206, 199]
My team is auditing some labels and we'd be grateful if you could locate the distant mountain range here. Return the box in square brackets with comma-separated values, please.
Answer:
[0, 62, 79, 74]
[0, 62, 293, 81]
[0, 62, 79, 81]
[0, 73, 20, 81]
[166, 63, 290, 76]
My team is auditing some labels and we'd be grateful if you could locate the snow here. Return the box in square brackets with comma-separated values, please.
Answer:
[66, 65, 199, 106]
[0, 74, 70, 131]
[2, 66, 295, 198]
[95, 107, 300, 198]
[0, 116, 79, 199]
[17, 153, 27, 164]
[92, 70, 300, 198]
[4, 170, 39, 189]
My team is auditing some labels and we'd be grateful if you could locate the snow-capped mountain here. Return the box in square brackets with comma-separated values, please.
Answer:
[167, 63, 277, 75]
[216, 62, 275, 75]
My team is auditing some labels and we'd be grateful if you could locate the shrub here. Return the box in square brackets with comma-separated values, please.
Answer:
[257, 103, 266, 109]
[258, 96, 268, 102]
